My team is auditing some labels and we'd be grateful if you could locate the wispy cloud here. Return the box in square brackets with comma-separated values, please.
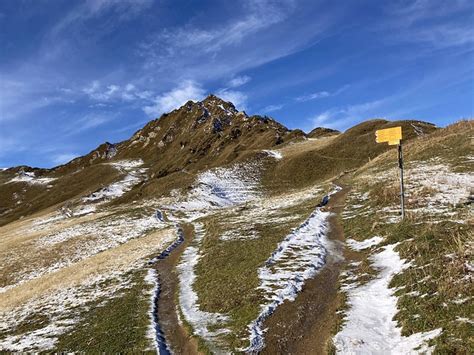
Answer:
[296, 84, 349, 102]
[82, 81, 152, 102]
[143, 80, 206, 117]
[261, 104, 284, 113]
[49, 0, 153, 40]
[310, 99, 385, 131]
[138, 0, 335, 81]
[227, 75, 252, 88]
[142, 0, 290, 57]
[63, 112, 119, 135]
[383, 0, 474, 50]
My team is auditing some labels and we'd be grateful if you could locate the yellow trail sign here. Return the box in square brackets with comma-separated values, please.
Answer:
[374, 125, 406, 219]
[375, 126, 402, 145]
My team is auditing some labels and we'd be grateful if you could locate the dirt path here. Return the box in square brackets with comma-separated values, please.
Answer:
[153, 223, 200, 354]
[261, 183, 349, 355]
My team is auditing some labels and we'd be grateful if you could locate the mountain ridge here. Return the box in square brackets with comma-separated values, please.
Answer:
[0, 95, 438, 226]
[4, 95, 435, 172]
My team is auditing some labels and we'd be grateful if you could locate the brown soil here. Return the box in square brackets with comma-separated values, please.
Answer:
[261, 182, 350, 355]
[153, 223, 201, 354]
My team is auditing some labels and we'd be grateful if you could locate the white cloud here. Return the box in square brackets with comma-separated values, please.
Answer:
[138, 0, 333, 81]
[261, 104, 283, 113]
[296, 85, 349, 102]
[143, 80, 206, 117]
[215, 89, 248, 110]
[383, 0, 474, 49]
[82, 81, 152, 102]
[50, 0, 153, 39]
[228, 75, 251, 88]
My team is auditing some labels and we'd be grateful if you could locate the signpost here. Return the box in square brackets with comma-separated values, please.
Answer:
[375, 126, 405, 219]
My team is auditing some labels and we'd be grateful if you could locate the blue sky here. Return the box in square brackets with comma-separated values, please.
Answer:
[0, 0, 473, 168]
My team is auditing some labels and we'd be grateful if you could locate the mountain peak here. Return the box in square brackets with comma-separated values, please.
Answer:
[203, 93, 223, 102]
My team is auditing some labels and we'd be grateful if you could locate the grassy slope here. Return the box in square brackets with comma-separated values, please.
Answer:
[0, 164, 121, 226]
[54, 271, 153, 353]
[1, 115, 453, 352]
[334, 120, 473, 352]
[263, 119, 436, 193]
[194, 193, 326, 350]
[188, 119, 439, 351]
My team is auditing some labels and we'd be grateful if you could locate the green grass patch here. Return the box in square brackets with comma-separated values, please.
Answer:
[192, 195, 323, 350]
[54, 270, 153, 353]
[336, 146, 473, 353]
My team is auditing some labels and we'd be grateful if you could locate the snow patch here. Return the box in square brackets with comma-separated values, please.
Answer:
[177, 223, 230, 348]
[168, 163, 260, 221]
[334, 243, 442, 353]
[263, 150, 283, 160]
[346, 236, 384, 251]
[8, 171, 56, 185]
[83, 159, 147, 202]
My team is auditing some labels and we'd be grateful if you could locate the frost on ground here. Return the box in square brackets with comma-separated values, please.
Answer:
[2, 207, 167, 292]
[0, 272, 132, 352]
[359, 159, 473, 223]
[167, 162, 261, 221]
[30, 206, 98, 231]
[0, 228, 176, 352]
[176, 223, 230, 349]
[7, 171, 56, 185]
[82, 159, 147, 202]
[213, 184, 325, 242]
[334, 244, 442, 353]
[404, 161, 473, 210]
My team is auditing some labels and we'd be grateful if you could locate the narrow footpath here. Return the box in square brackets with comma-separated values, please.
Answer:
[153, 223, 200, 354]
[261, 183, 349, 355]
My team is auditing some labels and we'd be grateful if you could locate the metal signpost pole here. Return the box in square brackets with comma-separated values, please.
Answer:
[398, 143, 405, 220]
[375, 126, 404, 220]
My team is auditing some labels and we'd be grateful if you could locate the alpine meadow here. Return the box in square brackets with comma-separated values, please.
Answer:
[0, 1, 472, 354]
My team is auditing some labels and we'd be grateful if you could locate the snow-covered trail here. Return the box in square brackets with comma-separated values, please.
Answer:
[245, 185, 342, 353]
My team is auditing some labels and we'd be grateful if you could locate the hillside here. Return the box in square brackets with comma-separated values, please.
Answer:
[0, 97, 471, 354]
[0, 95, 301, 226]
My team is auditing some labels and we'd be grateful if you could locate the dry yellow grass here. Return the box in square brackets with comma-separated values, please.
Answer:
[0, 227, 175, 311]
[278, 136, 338, 158]
[0, 210, 110, 252]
